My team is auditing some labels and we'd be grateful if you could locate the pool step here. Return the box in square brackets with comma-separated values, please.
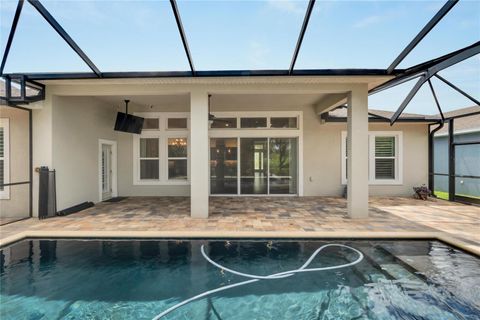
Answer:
[353, 255, 392, 283]
[356, 244, 423, 283]
[374, 245, 425, 283]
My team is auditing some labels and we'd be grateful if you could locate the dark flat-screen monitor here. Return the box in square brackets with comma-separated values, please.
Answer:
[114, 112, 144, 134]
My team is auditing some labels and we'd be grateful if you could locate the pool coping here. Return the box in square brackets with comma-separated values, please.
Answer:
[1, 230, 478, 256]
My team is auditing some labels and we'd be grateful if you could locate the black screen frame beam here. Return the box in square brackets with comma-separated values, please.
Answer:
[0, 0, 24, 76]
[387, 0, 458, 73]
[169, 0, 195, 75]
[27, 0, 101, 77]
[289, 0, 316, 74]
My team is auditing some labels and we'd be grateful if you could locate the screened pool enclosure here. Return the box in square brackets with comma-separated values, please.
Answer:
[0, 0, 479, 214]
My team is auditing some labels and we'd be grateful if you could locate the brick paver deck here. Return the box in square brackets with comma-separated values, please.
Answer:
[1, 197, 479, 252]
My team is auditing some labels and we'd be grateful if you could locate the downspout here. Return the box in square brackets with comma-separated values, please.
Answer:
[428, 120, 444, 192]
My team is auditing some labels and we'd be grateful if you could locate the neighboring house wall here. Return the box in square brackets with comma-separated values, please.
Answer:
[52, 96, 117, 211]
[0, 106, 30, 219]
[434, 131, 480, 197]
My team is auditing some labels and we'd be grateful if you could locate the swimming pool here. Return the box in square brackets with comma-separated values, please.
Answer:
[1, 239, 479, 319]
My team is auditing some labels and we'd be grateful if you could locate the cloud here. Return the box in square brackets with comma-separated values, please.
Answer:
[36, 1, 109, 25]
[353, 15, 385, 28]
[267, 0, 304, 14]
[352, 8, 405, 29]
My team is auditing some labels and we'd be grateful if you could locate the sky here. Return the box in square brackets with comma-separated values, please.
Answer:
[0, 0, 479, 115]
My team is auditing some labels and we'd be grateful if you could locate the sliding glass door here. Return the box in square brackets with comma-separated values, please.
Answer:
[240, 138, 268, 194]
[210, 138, 238, 194]
[210, 137, 298, 195]
[269, 138, 297, 194]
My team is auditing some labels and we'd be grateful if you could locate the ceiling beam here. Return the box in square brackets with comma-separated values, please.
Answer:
[27, 0, 101, 77]
[289, 0, 316, 75]
[169, 0, 195, 75]
[1, 0, 24, 76]
[387, 0, 458, 73]
[314, 93, 346, 114]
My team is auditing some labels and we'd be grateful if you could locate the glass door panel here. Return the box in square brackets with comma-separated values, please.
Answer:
[240, 138, 268, 194]
[269, 138, 298, 194]
[210, 138, 238, 194]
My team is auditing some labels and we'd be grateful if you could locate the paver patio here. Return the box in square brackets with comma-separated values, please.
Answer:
[1, 196, 479, 253]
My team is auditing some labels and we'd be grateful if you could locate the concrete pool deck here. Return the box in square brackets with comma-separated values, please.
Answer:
[1, 197, 479, 255]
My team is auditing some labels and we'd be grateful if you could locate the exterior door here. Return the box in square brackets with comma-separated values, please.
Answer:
[240, 138, 268, 194]
[101, 144, 112, 200]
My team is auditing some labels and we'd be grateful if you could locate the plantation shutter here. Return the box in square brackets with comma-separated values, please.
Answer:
[375, 136, 395, 179]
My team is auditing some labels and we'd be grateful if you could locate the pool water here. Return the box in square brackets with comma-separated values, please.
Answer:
[0, 239, 479, 320]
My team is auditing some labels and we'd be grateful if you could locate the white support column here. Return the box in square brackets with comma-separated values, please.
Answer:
[190, 90, 209, 218]
[347, 85, 369, 218]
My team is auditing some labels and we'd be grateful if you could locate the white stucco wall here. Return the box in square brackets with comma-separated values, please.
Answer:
[213, 104, 429, 197]
[303, 117, 429, 196]
[30, 75, 430, 213]
[52, 96, 117, 211]
[31, 92, 54, 217]
[43, 96, 429, 208]
[0, 106, 30, 218]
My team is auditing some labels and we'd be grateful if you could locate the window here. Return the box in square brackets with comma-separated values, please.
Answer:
[139, 138, 159, 179]
[134, 113, 189, 184]
[374, 136, 396, 180]
[168, 138, 188, 180]
[168, 118, 188, 129]
[211, 118, 237, 129]
[341, 131, 402, 185]
[270, 117, 297, 129]
[240, 117, 267, 128]
[209, 113, 302, 131]
[143, 118, 159, 130]
[0, 119, 9, 199]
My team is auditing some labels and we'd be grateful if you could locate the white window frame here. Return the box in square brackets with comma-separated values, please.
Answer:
[133, 112, 190, 185]
[166, 137, 189, 181]
[138, 136, 161, 181]
[341, 131, 403, 185]
[210, 111, 300, 130]
[165, 115, 189, 131]
[209, 111, 303, 196]
[0, 118, 10, 199]
[142, 117, 161, 131]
